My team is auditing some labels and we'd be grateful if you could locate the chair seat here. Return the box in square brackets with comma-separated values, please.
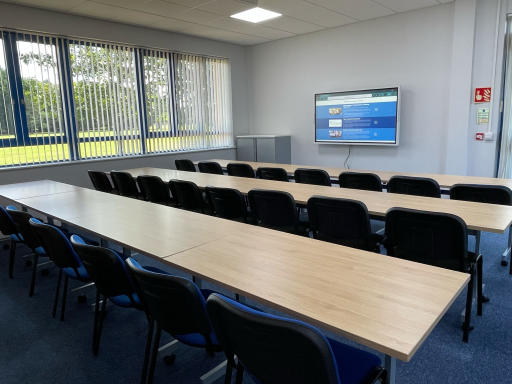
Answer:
[109, 293, 141, 308]
[62, 265, 91, 281]
[328, 337, 381, 384]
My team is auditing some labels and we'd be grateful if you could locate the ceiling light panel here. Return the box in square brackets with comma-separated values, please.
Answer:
[230, 7, 281, 23]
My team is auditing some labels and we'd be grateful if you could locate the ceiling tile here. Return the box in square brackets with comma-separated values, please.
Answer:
[172, 8, 223, 23]
[198, 0, 253, 16]
[16, 0, 85, 11]
[70, 1, 127, 19]
[149, 17, 197, 31]
[207, 16, 295, 40]
[132, 0, 189, 17]
[112, 9, 166, 25]
[183, 25, 269, 45]
[95, 0, 150, 7]
[372, 0, 439, 13]
[260, 15, 324, 34]
[258, 0, 356, 28]
[304, 0, 395, 21]
[437, 0, 454, 3]
[164, 0, 213, 7]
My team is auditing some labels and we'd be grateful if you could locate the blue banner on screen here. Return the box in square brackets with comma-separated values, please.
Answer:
[315, 88, 400, 145]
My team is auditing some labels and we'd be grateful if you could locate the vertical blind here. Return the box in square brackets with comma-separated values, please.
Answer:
[499, 17, 512, 178]
[0, 30, 233, 168]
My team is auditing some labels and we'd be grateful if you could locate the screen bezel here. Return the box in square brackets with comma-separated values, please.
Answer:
[314, 86, 401, 146]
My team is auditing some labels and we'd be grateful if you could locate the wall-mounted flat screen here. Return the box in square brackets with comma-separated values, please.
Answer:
[315, 87, 400, 146]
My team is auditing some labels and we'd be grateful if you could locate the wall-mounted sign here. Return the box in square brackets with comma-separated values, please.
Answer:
[475, 87, 491, 103]
[477, 108, 490, 124]
[476, 133, 484, 141]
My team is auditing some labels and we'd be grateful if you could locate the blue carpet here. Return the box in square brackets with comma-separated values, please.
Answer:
[0, 221, 511, 384]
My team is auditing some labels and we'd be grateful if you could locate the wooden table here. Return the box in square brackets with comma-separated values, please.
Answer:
[0, 180, 470, 384]
[0, 180, 82, 200]
[118, 168, 512, 234]
[197, 159, 512, 190]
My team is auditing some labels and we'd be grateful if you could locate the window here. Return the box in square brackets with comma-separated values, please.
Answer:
[0, 29, 233, 168]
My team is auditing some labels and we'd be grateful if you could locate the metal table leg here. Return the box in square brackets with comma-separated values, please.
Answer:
[385, 355, 396, 384]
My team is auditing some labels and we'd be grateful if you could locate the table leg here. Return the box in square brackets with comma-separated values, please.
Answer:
[193, 277, 203, 288]
[100, 239, 108, 248]
[385, 355, 396, 384]
[475, 231, 481, 255]
[123, 247, 131, 258]
[21, 206, 27, 212]
[47, 217, 54, 225]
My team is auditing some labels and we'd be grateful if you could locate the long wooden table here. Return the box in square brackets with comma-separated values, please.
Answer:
[197, 159, 512, 189]
[0, 180, 470, 384]
[118, 168, 512, 234]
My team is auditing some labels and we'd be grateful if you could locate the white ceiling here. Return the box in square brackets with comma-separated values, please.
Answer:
[1, 0, 454, 45]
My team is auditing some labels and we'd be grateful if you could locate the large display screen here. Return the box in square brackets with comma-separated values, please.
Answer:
[315, 87, 400, 146]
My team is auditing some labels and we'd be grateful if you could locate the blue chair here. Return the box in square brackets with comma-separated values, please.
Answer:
[29, 218, 93, 321]
[125, 258, 220, 384]
[70, 235, 144, 355]
[0, 205, 23, 279]
[206, 294, 387, 384]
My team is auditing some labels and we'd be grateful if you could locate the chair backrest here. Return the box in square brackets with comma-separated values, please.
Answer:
[168, 179, 205, 213]
[205, 186, 248, 222]
[227, 163, 255, 178]
[450, 184, 512, 206]
[29, 218, 84, 271]
[175, 159, 196, 172]
[136, 175, 171, 205]
[206, 294, 341, 384]
[0, 206, 18, 236]
[70, 235, 138, 304]
[387, 176, 441, 198]
[6, 207, 41, 250]
[338, 172, 382, 192]
[257, 167, 289, 182]
[198, 161, 224, 175]
[307, 196, 372, 249]
[111, 171, 140, 199]
[248, 189, 298, 232]
[88, 170, 114, 193]
[384, 208, 468, 272]
[125, 258, 213, 342]
[294, 168, 332, 186]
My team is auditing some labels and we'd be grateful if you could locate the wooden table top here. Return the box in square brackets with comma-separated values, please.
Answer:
[164, 228, 470, 362]
[119, 168, 512, 234]
[0, 180, 82, 200]
[1, 184, 241, 259]
[197, 159, 512, 190]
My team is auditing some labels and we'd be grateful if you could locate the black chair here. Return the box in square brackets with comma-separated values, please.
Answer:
[198, 161, 224, 175]
[387, 176, 440, 198]
[88, 170, 117, 194]
[227, 163, 255, 178]
[111, 171, 142, 199]
[125, 258, 221, 384]
[248, 189, 307, 235]
[30, 218, 92, 321]
[383, 207, 483, 342]
[206, 293, 387, 384]
[339, 172, 382, 192]
[175, 159, 196, 172]
[0, 205, 23, 279]
[137, 175, 173, 206]
[205, 186, 251, 223]
[307, 196, 383, 252]
[169, 179, 207, 214]
[294, 168, 332, 186]
[70, 235, 142, 355]
[257, 167, 289, 182]
[7, 207, 48, 296]
[450, 184, 512, 270]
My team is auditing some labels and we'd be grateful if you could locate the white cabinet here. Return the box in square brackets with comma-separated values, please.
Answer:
[236, 135, 291, 163]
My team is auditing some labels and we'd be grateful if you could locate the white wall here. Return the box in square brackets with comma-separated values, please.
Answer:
[0, 3, 247, 186]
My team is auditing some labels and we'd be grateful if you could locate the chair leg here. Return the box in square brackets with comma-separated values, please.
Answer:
[477, 256, 483, 316]
[29, 253, 39, 297]
[93, 295, 107, 355]
[463, 268, 475, 343]
[147, 324, 162, 384]
[141, 317, 155, 384]
[53, 269, 63, 318]
[60, 275, 69, 322]
[92, 290, 102, 355]
[224, 358, 234, 384]
[235, 364, 244, 384]
[8, 239, 16, 279]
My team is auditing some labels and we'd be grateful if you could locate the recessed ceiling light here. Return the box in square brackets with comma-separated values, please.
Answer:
[230, 7, 282, 23]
